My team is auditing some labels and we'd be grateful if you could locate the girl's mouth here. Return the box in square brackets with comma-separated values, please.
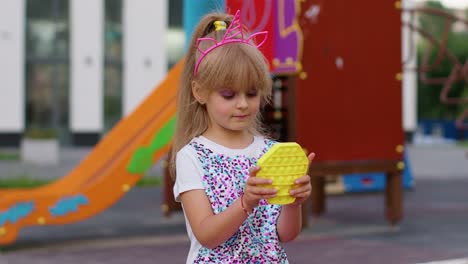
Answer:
[233, 114, 249, 119]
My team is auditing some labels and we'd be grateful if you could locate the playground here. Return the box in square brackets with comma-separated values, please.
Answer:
[0, 146, 467, 263]
[0, 0, 467, 263]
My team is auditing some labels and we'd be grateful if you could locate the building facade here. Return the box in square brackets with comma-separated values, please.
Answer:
[0, 0, 184, 147]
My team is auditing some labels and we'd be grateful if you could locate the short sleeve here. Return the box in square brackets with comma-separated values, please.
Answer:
[173, 147, 205, 202]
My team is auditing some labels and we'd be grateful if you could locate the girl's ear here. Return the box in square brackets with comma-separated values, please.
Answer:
[191, 81, 205, 104]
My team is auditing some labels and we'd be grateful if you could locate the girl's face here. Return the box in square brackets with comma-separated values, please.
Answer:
[205, 87, 260, 135]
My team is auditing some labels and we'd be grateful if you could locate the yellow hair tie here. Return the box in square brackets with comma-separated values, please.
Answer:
[213, 21, 227, 31]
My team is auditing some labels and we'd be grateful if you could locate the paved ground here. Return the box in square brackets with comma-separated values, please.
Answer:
[1, 144, 467, 181]
[0, 144, 467, 263]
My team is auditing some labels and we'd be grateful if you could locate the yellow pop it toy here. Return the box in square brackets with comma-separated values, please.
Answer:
[256, 142, 309, 205]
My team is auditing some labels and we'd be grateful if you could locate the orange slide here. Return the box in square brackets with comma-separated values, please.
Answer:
[0, 61, 183, 245]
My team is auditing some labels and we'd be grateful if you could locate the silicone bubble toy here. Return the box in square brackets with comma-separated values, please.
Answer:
[257, 142, 309, 205]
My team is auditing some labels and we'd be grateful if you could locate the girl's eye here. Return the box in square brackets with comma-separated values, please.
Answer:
[247, 90, 258, 97]
[219, 90, 235, 99]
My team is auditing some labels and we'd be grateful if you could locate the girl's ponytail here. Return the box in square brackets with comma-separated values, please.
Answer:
[170, 13, 233, 179]
[183, 13, 233, 83]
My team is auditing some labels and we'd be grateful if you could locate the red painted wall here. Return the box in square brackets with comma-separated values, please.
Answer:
[296, 1, 404, 162]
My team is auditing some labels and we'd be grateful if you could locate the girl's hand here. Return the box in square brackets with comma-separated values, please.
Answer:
[243, 166, 277, 212]
[288, 152, 315, 207]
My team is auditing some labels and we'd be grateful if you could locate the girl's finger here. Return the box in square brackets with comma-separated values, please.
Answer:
[247, 193, 277, 201]
[247, 177, 273, 186]
[290, 184, 311, 195]
[308, 152, 316, 163]
[249, 166, 261, 177]
[290, 188, 311, 197]
[308, 152, 316, 172]
[294, 175, 311, 184]
[248, 186, 277, 195]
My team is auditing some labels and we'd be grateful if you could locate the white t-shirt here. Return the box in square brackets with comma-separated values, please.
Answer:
[173, 135, 289, 264]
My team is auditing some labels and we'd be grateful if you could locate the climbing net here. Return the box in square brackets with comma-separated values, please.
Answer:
[402, 6, 467, 130]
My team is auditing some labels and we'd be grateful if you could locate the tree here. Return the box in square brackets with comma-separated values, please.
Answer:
[417, 1, 467, 120]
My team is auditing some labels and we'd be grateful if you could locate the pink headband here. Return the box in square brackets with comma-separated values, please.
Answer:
[193, 10, 268, 76]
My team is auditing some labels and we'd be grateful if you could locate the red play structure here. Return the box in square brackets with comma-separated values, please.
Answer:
[163, 0, 407, 227]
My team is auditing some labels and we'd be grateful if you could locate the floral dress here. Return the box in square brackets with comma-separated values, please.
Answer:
[189, 139, 289, 264]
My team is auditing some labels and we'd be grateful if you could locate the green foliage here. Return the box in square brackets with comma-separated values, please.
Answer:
[104, 95, 123, 132]
[0, 175, 50, 189]
[417, 1, 467, 120]
[104, 95, 121, 118]
[24, 127, 57, 139]
[136, 176, 163, 187]
[0, 151, 19, 161]
[0, 175, 162, 189]
[419, 1, 448, 37]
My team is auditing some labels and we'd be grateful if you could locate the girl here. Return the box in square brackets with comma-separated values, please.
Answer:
[171, 10, 315, 263]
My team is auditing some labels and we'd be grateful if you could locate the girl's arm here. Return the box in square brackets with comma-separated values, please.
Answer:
[276, 199, 303, 242]
[277, 152, 315, 242]
[180, 173, 276, 249]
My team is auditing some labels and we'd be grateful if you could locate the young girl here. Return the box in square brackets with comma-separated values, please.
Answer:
[171, 10, 315, 263]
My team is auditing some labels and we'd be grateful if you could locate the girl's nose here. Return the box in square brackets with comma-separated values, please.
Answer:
[236, 95, 248, 109]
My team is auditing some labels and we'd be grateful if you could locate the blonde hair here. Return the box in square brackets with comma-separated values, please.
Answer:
[170, 12, 272, 178]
